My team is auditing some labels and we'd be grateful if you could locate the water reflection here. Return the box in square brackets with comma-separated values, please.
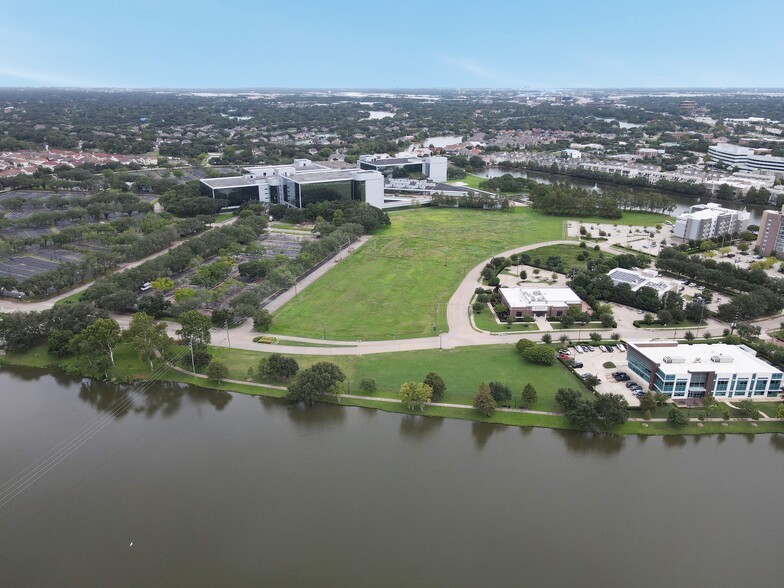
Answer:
[554, 430, 624, 455]
[662, 435, 687, 448]
[76, 378, 231, 419]
[769, 434, 784, 451]
[283, 401, 346, 428]
[471, 421, 501, 450]
[78, 380, 133, 419]
[399, 414, 444, 440]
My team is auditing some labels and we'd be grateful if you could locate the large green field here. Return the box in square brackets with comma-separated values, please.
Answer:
[522, 243, 615, 272]
[270, 207, 673, 341]
[208, 344, 590, 412]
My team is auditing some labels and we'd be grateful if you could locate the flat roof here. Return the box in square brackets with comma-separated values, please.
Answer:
[362, 157, 420, 167]
[289, 169, 361, 183]
[628, 341, 783, 376]
[500, 287, 581, 308]
[201, 177, 259, 189]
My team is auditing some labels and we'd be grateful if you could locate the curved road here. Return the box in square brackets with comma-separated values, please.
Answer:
[5, 226, 781, 356]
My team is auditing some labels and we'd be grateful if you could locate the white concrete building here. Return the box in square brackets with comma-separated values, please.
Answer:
[200, 159, 384, 209]
[708, 143, 784, 174]
[673, 203, 750, 242]
[358, 154, 448, 182]
[499, 287, 587, 318]
[607, 268, 679, 296]
[626, 341, 783, 399]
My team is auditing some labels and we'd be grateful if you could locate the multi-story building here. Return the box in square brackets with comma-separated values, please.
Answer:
[357, 154, 448, 182]
[708, 143, 784, 174]
[672, 203, 750, 242]
[626, 341, 783, 399]
[498, 287, 587, 319]
[199, 159, 384, 208]
[756, 206, 784, 256]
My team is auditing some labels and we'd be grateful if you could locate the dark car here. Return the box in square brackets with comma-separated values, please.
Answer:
[571, 361, 584, 369]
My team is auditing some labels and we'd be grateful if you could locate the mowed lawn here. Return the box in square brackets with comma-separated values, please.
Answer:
[270, 207, 672, 341]
[209, 344, 589, 412]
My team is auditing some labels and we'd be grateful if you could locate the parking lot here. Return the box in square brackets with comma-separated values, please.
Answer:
[565, 344, 649, 406]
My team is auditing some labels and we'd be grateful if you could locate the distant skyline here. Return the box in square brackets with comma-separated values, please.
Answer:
[1, 0, 783, 89]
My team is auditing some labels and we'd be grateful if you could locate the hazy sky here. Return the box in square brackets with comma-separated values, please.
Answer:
[1, 0, 782, 89]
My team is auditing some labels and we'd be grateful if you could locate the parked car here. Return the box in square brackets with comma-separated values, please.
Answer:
[558, 353, 571, 360]
[571, 361, 583, 369]
[626, 382, 639, 389]
[616, 343, 626, 352]
[574, 346, 584, 354]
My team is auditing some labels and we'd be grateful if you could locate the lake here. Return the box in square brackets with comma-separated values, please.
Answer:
[476, 167, 769, 223]
[1, 367, 783, 587]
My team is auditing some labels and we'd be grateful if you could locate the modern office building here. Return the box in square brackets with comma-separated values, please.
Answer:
[672, 202, 750, 242]
[358, 154, 448, 182]
[498, 287, 587, 318]
[199, 159, 384, 208]
[626, 341, 783, 399]
[606, 268, 679, 296]
[708, 143, 784, 174]
[756, 206, 784, 256]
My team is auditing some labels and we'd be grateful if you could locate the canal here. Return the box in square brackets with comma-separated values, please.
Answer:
[1, 367, 783, 587]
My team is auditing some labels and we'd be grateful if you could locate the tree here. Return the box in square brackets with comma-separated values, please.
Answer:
[521, 383, 538, 408]
[48, 329, 74, 357]
[176, 310, 212, 350]
[253, 309, 273, 332]
[473, 382, 496, 417]
[736, 399, 761, 420]
[643, 313, 654, 325]
[555, 388, 581, 412]
[124, 311, 170, 369]
[0, 276, 18, 297]
[423, 372, 446, 401]
[359, 378, 377, 394]
[701, 395, 719, 417]
[287, 362, 345, 405]
[595, 393, 630, 427]
[399, 381, 433, 411]
[522, 344, 555, 365]
[74, 317, 122, 366]
[266, 353, 299, 380]
[582, 374, 600, 389]
[589, 332, 602, 343]
[515, 338, 535, 353]
[666, 406, 689, 427]
[639, 392, 657, 414]
[151, 277, 174, 291]
[206, 359, 229, 383]
[611, 332, 620, 341]
[541, 333, 552, 344]
[489, 381, 512, 403]
[684, 330, 695, 341]
[565, 399, 598, 431]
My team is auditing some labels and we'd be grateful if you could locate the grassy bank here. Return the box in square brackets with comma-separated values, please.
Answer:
[3, 344, 783, 435]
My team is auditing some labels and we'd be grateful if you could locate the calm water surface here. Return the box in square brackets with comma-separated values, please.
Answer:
[1, 367, 783, 587]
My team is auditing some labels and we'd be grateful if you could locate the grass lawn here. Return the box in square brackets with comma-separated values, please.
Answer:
[271, 206, 673, 341]
[214, 212, 234, 223]
[270, 207, 568, 340]
[522, 243, 615, 272]
[208, 344, 590, 412]
[447, 174, 486, 190]
[1, 343, 153, 380]
[472, 308, 539, 333]
[54, 291, 86, 306]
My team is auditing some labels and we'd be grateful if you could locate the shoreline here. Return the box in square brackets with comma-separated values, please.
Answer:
[3, 356, 782, 437]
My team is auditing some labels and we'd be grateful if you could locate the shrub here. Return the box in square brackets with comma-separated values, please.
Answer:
[423, 372, 446, 401]
[359, 378, 377, 394]
[473, 382, 496, 417]
[522, 344, 555, 365]
[666, 406, 689, 427]
[515, 338, 535, 353]
[489, 381, 512, 403]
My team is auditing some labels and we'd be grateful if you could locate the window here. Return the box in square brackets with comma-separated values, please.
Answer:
[675, 380, 687, 393]
[735, 379, 748, 394]
[755, 379, 768, 396]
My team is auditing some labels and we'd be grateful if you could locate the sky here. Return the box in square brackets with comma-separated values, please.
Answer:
[1, 0, 783, 89]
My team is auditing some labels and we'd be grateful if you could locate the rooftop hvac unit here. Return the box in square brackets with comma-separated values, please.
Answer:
[711, 355, 735, 363]
[662, 356, 686, 364]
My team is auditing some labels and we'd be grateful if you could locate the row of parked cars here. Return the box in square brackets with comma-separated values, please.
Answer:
[574, 343, 626, 354]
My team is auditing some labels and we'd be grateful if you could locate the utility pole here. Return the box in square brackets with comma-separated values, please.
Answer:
[225, 320, 231, 350]
[189, 339, 195, 373]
